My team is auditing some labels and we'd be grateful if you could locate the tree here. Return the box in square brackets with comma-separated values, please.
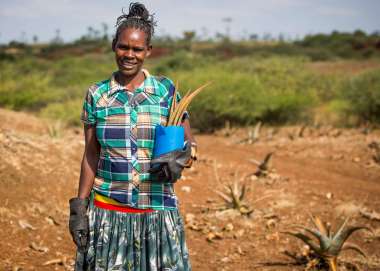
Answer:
[249, 33, 258, 41]
[183, 31, 196, 42]
[263, 32, 273, 41]
[222, 17, 232, 40]
[51, 29, 63, 44]
[101, 22, 109, 41]
[182, 31, 196, 51]
[87, 26, 95, 40]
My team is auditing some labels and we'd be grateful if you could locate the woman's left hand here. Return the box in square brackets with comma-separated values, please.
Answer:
[184, 142, 197, 168]
[149, 143, 192, 182]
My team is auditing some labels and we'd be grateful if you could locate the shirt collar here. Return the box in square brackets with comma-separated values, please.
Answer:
[108, 69, 159, 97]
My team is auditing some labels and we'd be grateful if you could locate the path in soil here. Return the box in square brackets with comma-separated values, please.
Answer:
[1, 108, 379, 271]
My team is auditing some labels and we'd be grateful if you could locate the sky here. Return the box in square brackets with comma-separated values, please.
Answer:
[0, 0, 379, 44]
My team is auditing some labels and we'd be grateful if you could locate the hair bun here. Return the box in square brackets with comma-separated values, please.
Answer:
[128, 2, 149, 21]
[115, 2, 156, 44]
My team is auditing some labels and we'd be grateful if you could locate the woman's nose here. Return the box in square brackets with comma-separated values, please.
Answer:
[125, 49, 134, 58]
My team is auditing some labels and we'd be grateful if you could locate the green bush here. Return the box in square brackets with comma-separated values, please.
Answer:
[341, 69, 380, 123]
[165, 57, 317, 131]
[40, 99, 83, 126]
[152, 51, 212, 75]
[0, 54, 114, 112]
[0, 72, 56, 110]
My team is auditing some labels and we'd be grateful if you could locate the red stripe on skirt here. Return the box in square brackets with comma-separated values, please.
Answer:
[94, 199, 154, 213]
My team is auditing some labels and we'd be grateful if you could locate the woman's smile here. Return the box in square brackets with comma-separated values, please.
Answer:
[120, 60, 137, 69]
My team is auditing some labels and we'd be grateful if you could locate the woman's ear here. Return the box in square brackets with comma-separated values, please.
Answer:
[111, 38, 117, 52]
[146, 45, 152, 57]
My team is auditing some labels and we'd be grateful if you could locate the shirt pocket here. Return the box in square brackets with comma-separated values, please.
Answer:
[137, 104, 169, 141]
[95, 106, 131, 149]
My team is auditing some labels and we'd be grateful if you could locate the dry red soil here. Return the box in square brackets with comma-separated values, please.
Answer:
[1, 108, 379, 271]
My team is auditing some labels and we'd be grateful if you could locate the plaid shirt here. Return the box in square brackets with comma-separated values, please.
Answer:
[81, 70, 185, 210]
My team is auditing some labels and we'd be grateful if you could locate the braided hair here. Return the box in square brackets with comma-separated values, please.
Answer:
[114, 2, 156, 45]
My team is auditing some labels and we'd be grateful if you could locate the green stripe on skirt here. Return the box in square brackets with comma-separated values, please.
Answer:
[75, 200, 191, 271]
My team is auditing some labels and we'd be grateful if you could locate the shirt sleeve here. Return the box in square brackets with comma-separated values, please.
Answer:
[80, 87, 96, 125]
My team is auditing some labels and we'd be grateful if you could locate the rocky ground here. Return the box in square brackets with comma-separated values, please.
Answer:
[1, 108, 380, 271]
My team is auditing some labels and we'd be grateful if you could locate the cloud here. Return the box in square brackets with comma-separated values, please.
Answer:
[316, 6, 357, 17]
[0, 0, 115, 20]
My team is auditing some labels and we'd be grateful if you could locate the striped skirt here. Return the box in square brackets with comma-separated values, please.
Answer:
[75, 200, 191, 271]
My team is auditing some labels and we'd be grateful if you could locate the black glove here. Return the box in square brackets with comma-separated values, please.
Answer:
[69, 197, 89, 253]
[149, 143, 192, 183]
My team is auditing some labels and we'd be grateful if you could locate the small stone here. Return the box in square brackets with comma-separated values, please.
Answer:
[220, 257, 230, 263]
[301, 245, 311, 256]
[266, 219, 277, 229]
[326, 192, 333, 199]
[206, 231, 223, 242]
[18, 220, 36, 230]
[265, 232, 280, 241]
[185, 213, 195, 224]
[233, 229, 245, 238]
[223, 223, 234, 232]
[237, 246, 244, 255]
[250, 175, 258, 181]
[206, 232, 215, 242]
[30, 242, 48, 253]
[332, 154, 344, 160]
[45, 216, 60, 226]
[181, 186, 191, 193]
[189, 224, 200, 231]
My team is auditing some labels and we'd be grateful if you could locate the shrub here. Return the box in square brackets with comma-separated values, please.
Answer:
[341, 69, 380, 123]
[0, 72, 56, 110]
[166, 57, 317, 131]
[40, 99, 83, 126]
[152, 51, 212, 75]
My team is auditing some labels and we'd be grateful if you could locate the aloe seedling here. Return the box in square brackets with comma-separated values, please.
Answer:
[249, 152, 274, 177]
[283, 215, 371, 271]
[237, 121, 262, 144]
[369, 141, 380, 164]
[216, 181, 253, 215]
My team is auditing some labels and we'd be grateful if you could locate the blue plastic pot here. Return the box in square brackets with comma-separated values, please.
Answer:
[153, 125, 185, 158]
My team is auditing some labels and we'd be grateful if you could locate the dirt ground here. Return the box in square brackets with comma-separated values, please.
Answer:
[0, 108, 380, 271]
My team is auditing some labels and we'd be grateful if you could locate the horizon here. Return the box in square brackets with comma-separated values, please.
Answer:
[0, 0, 379, 44]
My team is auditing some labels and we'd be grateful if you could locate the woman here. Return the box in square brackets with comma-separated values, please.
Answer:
[69, 3, 196, 270]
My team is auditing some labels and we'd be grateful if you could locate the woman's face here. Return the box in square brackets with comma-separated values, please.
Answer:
[113, 28, 152, 79]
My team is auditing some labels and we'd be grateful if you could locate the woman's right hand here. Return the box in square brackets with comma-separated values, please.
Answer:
[71, 124, 99, 252]
[69, 197, 89, 252]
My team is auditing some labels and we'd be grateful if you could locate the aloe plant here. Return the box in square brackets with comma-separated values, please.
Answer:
[283, 215, 371, 271]
[216, 181, 253, 215]
[249, 152, 274, 177]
